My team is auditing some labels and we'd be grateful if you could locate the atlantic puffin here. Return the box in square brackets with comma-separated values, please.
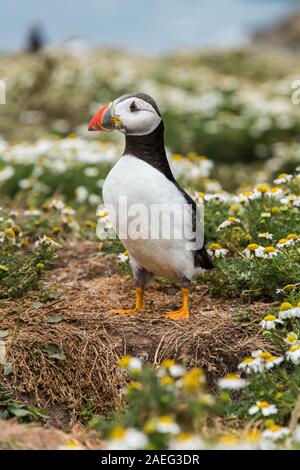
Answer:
[88, 93, 213, 320]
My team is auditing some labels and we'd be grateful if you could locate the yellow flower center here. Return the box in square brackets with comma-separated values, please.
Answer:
[172, 154, 184, 161]
[4, 228, 16, 238]
[263, 315, 276, 321]
[289, 345, 300, 352]
[227, 217, 237, 222]
[160, 376, 174, 386]
[259, 352, 272, 359]
[119, 355, 132, 368]
[224, 374, 240, 380]
[230, 204, 239, 212]
[64, 439, 80, 449]
[287, 233, 298, 240]
[271, 207, 280, 214]
[0, 265, 9, 272]
[278, 238, 288, 244]
[36, 263, 45, 269]
[247, 243, 259, 251]
[111, 427, 126, 439]
[241, 357, 254, 364]
[263, 246, 276, 253]
[256, 185, 269, 193]
[257, 401, 270, 409]
[287, 333, 298, 342]
[280, 302, 293, 311]
[159, 416, 175, 424]
[161, 359, 176, 368]
[99, 211, 108, 218]
[209, 243, 222, 250]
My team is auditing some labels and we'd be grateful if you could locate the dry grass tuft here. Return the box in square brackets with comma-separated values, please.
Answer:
[1, 242, 269, 426]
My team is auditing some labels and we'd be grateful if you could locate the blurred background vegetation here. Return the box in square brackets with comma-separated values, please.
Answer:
[1, 0, 300, 190]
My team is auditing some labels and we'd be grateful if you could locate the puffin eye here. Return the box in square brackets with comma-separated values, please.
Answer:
[130, 101, 138, 112]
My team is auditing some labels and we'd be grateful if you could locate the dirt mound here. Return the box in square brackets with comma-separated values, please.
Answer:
[1, 242, 268, 427]
[0, 420, 101, 450]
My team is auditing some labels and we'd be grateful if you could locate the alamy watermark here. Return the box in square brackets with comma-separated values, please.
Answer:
[96, 198, 205, 251]
[0, 80, 6, 104]
[291, 80, 300, 105]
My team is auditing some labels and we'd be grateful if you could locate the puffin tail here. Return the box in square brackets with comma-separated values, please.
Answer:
[195, 246, 214, 270]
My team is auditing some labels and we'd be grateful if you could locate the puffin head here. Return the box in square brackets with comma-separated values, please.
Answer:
[88, 93, 162, 136]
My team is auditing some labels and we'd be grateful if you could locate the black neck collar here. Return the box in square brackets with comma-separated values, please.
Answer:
[123, 121, 175, 182]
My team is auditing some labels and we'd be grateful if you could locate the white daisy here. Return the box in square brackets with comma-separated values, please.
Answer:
[207, 243, 228, 257]
[237, 356, 263, 374]
[286, 344, 300, 365]
[260, 315, 282, 330]
[265, 355, 284, 369]
[258, 232, 273, 240]
[217, 374, 247, 390]
[273, 173, 293, 185]
[243, 243, 264, 258]
[105, 428, 148, 450]
[97, 207, 110, 223]
[278, 302, 294, 320]
[169, 433, 204, 450]
[262, 424, 289, 441]
[248, 401, 278, 417]
[217, 217, 240, 230]
[284, 332, 299, 345]
[118, 251, 129, 263]
[276, 238, 293, 248]
[24, 207, 41, 217]
[262, 246, 278, 258]
[146, 416, 180, 435]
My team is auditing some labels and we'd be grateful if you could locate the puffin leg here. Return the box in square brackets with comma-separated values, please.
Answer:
[108, 287, 144, 315]
[165, 288, 190, 320]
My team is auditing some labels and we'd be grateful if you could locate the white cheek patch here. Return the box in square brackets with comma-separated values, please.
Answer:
[114, 98, 161, 136]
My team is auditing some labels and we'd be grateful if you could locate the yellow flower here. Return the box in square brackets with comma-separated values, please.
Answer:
[110, 427, 126, 439]
[171, 153, 184, 161]
[263, 246, 276, 254]
[51, 226, 61, 235]
[256, 184, 269, 193]
[36, 263, 45, 269]
[4, 228, 15, 238]
[271, 207, 280, 214]
[160, 375, 175, 386]
[230, 204, 239, 212]
[259, 352, 272, 359]
[208, 243, 222, 250]
[11, 225, 21, 236]
[99, 211, 109, 219]
[257, 401, 270, 409]
[0, 265, 9, 272]
[280, 302, 293, 311]
[181, 368, 206, 391]
[119, 355, 132, 368]
[263, 315, 276, 321]
[127, 381, 142, 392]
[246, 243, 259, 251]
[85, 220, 97, 228]
[161, 359, 176, 368]
[287, 233, 298, 240]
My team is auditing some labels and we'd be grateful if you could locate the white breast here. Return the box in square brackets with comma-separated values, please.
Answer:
[102, 155, 197, 282]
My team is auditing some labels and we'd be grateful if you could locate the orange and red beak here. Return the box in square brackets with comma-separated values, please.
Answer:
[88, 103, 115, 131]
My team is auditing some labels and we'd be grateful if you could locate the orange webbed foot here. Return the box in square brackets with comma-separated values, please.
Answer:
[165, 307, 189, 321]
